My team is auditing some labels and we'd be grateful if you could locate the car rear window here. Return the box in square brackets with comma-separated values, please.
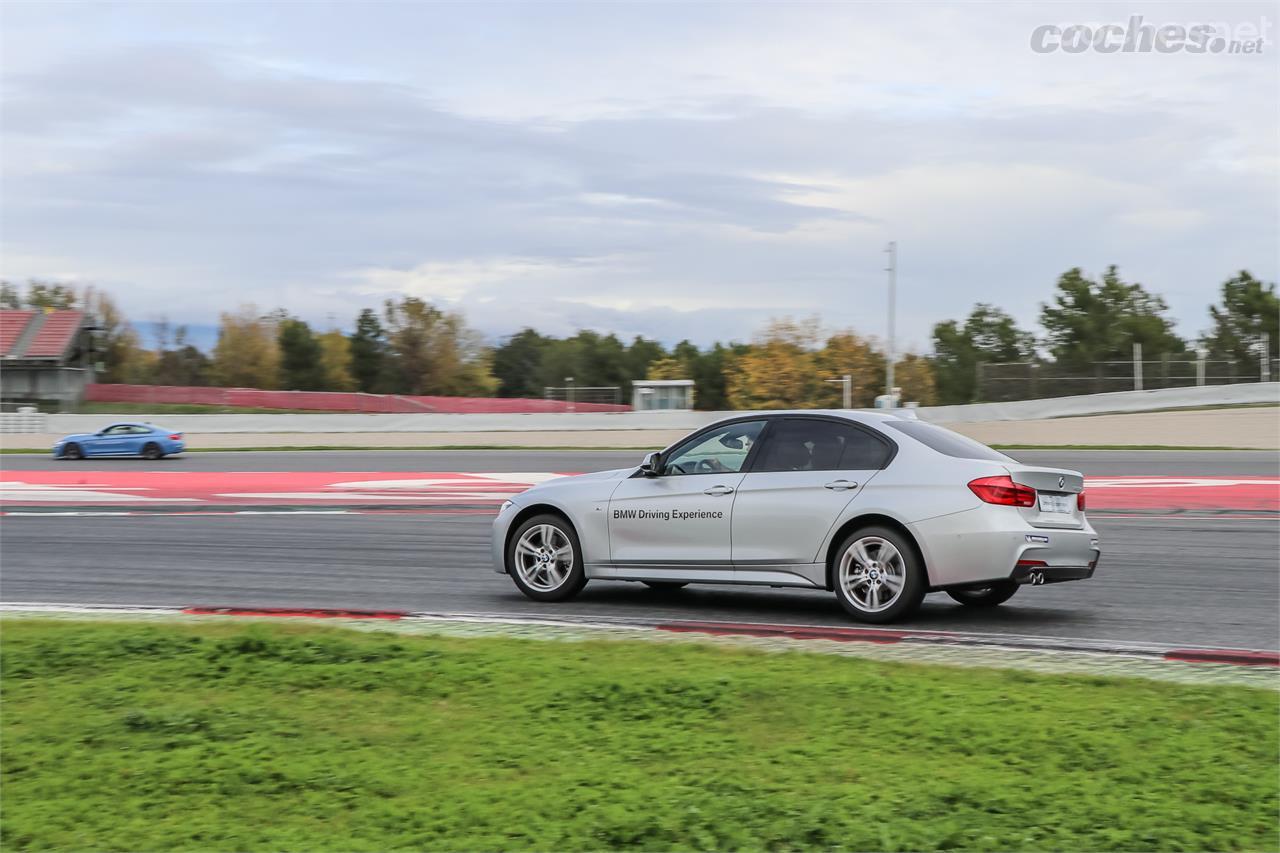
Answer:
[883, 420, 1011, 462]
[755, 418, 893, 472]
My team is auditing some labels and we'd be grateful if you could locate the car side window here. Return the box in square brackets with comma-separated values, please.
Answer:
[130, 426, 152, 434]
[754, 419, 892, 472]
[662, 420, 765, 475]
[103, 426, 127, 435]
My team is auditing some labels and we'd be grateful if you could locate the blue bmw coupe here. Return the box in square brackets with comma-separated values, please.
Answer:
[54, 423, 186, 460]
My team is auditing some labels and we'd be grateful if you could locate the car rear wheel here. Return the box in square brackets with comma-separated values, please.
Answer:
[507, 514, 587, 602]
[833, 526, 926, 624]
[62, 443, 83, 460]
[946, 581, 1019, 608]
[141, 442, 163, 460]
[642, 581, 688, 591]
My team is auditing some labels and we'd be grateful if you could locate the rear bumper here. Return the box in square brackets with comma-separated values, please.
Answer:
[1010, 563, 1095, 585]
[909, 505, 1100, 589]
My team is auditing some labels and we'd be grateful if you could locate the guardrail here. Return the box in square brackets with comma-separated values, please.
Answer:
[0, 411, 47, 434]
[12, 383, 1271, 436]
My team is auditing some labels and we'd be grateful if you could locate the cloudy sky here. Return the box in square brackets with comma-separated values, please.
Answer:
[2, 1, 1275, 352]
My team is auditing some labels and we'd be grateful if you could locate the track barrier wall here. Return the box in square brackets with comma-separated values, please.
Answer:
[84, 384, 631, 414]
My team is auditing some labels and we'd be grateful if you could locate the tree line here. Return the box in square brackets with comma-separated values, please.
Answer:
[1, 266, 1274, 408]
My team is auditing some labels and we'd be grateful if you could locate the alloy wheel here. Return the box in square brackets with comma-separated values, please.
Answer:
[513, 524, 575, 592]
[838, 535, 907, 613]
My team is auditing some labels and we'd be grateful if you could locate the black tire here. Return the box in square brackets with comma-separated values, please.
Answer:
[506, 514, 588, 602]
[642, 581, 688, 591]
[141, 442, 163, 460]
[946, 581, 1019, 608]
[832, 525, 926, 624]
[63, 442, 83, 460]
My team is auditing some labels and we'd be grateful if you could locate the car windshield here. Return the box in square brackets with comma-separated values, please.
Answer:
[883, 420, 1011, 462]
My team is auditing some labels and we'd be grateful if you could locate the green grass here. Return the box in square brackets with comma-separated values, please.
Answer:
[2, 620, 1276, 852]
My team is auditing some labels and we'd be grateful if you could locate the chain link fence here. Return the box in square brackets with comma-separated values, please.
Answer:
[977, 357, 1279, 403]
[543, 385, 623, 408]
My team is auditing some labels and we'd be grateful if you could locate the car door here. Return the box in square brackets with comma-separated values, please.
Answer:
[89, 425, 131, 456]
[124, 425, 153, 455]
[731, 417, 895, 583]
[607, 418, 767, 572]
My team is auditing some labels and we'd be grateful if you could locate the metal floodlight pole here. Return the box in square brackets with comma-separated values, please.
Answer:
[1261, 333, 1271, 382]
[885, 241, 896, 403]
[1133, 342, 1143, 391]
[823, 375, 853, 409]
[1196, 348, 1207, 386]
[566, 376, 575, 413]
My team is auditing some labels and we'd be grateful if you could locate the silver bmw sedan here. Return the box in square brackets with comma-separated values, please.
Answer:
[492, 410, 1099, 623]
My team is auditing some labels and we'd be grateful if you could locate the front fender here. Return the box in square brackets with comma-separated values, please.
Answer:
[498, 479, 622, 568]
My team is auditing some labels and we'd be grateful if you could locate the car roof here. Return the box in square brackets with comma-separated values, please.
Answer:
[104, 422, 155, 429]
[706, 409, 911, 426]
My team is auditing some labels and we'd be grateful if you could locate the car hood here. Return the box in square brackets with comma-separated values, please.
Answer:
[523, 466, 636, 491]
[57, 433, 98, 442]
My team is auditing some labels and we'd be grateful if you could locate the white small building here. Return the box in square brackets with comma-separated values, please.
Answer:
[632, 379, 695, 411]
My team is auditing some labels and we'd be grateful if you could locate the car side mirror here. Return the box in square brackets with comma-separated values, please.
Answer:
[639, 451, 662, 477]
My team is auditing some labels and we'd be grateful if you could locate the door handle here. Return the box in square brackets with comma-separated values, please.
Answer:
[703, 485, 735, 496]
[824, 480, 858, 491]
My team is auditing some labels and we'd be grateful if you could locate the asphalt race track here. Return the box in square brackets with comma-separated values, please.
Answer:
[2, 450, 1277, 651]
[1, 448, 1276, 476]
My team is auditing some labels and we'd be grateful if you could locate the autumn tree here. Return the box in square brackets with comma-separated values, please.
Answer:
[82, 288, 151, 383]
[814, 332, 884, 407]
[211, 305, 281, 388]
[382, 297, 495, 396]
[893, 353, 938, 405]
[726, 318, 822, 409]
[25, 280, 78, 310]
[317, 329, 356, 391]
[645, 356, 686, 380]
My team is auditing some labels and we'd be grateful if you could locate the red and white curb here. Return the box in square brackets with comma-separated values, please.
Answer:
[1, 473, 1276, 512]
[4, 602, 1277, 669]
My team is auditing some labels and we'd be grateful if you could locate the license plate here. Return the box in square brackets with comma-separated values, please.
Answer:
[1038, 493, 1073, 514]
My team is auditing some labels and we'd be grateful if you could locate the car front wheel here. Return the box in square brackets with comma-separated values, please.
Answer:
[507, 514, 587, 602]
[62, 443, 83, 460]
[833, 526, 926, 623]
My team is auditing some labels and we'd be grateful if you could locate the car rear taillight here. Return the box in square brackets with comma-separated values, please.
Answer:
[1077, 491, 1086, 511]
[968, 475, 1036, 508]
[169, 434, 182, 440]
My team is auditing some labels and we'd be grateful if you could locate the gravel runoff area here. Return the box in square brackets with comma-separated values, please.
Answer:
[2, 406, 1277, 449]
